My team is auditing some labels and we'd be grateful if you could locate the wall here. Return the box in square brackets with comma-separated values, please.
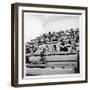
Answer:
[45, 17, 79, 32]
[0, 0, 89, 90]
[24, 14, 44, 42]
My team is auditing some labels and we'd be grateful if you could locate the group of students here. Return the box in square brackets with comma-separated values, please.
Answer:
[26, 28, 79, 55]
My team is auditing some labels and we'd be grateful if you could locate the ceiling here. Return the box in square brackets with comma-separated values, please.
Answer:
[25, 13, 79, 23]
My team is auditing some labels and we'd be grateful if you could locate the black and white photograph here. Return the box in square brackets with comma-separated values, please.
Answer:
[25, 13, 80, 76]
[11, 3, 87, 87]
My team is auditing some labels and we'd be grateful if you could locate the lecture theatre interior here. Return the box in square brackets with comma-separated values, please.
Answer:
[25, 14, 80, 76]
